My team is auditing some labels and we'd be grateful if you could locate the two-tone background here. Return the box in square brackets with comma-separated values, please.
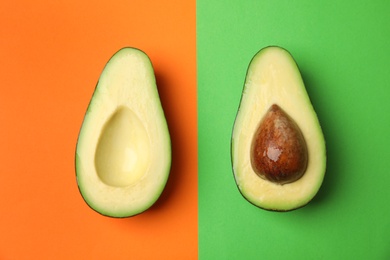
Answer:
[1, 0, 389, 259]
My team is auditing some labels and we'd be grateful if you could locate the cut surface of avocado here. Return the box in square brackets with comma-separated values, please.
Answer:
[76, 47, 171, 217]
[231, 46, 326, 211]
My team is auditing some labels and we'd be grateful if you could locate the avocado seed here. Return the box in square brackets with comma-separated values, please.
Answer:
[250, 104, 308, 185]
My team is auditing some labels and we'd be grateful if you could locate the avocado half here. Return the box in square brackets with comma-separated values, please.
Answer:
[76, 47, 171, 217]
[231, 46, 326, 211]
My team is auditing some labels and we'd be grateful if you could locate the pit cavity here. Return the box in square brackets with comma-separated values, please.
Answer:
[95, 106, 150, 187]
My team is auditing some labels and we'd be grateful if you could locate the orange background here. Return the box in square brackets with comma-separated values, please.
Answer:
[0, 0, 197, 259]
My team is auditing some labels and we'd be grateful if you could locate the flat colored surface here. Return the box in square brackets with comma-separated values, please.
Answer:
[198, 0, 390, 259]
[0, 1, 197, 259]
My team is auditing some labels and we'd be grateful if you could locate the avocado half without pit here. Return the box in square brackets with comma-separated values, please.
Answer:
[231, 46, 326, 211]
[75, 47, 171, 218]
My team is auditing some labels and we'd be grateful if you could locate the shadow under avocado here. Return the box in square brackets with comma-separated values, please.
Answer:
[146, 70, 186, 213]
[300, 68, 341, 210]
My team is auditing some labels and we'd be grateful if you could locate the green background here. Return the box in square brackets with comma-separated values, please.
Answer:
[197, 0, 390, 259]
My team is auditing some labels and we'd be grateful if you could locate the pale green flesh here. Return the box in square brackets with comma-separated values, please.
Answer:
[232, 46, 326, 211]
[76, 48, 171, 217]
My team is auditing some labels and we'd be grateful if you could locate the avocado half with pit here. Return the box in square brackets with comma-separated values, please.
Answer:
[76, 47, 171, 217]
[231, 46, 326, 211]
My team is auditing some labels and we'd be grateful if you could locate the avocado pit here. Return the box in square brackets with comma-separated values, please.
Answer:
[250, 104, 308, 185]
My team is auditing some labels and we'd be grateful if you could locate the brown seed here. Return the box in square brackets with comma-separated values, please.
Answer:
[250, 104, 308, 185]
